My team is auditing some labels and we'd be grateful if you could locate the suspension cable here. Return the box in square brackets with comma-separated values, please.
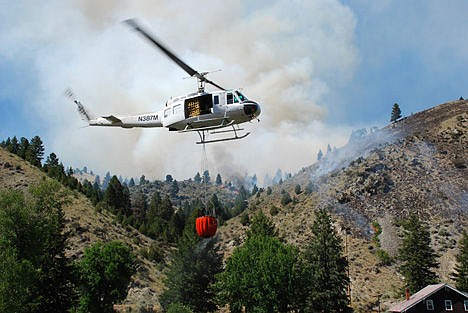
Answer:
[200, 139, 210, 215]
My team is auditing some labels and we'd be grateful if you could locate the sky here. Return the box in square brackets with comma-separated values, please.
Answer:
[1, 0, 467, 184]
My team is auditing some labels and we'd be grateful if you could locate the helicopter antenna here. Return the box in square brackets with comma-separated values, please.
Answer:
[124, 18, 226, 93]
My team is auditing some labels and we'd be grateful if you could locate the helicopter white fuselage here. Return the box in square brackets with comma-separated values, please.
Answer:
[86, 89, 260, 132]
[69, 19, 261, 143]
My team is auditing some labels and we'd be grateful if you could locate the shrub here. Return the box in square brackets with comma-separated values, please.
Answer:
[281, 192, 292, 206]
[376, 249, 393, 266]
[270, 206, 279, 216]
[295, 184, 302, 194]
[240, 213, 250, 226]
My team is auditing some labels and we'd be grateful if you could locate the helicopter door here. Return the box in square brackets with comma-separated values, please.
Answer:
[212, 94, 226, 114]
[184, 94, 213, 118]
[226, 92, 239, 105]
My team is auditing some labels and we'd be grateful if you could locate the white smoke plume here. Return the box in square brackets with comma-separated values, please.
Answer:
[0, 0, 358, 182]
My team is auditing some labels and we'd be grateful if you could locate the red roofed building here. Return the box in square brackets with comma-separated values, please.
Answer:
[389, 284, 468, 313]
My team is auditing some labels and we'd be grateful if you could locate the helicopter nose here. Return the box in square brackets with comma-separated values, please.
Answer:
[243, 102, 260, 117]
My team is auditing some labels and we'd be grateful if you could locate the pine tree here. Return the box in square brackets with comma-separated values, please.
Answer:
[122, 185, 131, 215]
[28, 136, 44, 167]
[233, 185, 248, 215]
[132, 190, 147, 211]
[202, 170, 210, 184]
[144, 192, 175, 241]
[452, 231, 468, 291]
[148, 192, 173, 221]
[303, 209, 351, 313]
[44, 152, 58, 168]
[44, 153, 64, 180]
[103, 176, 130, 216]
[317, 149, 323, 161]
[139, 174, 147, 185]
[205, 194, 220, 216]
[398, 214, 438, 293]
[215, 173, 222, 186]
[295, 184, 302, 195]
[81, 180, 94, 201]
[2, 137, 11, 150]
[94, 175, 101, 187]
[390, 103, 402, 122]
[251, 184, 259, 196]
[160, 211, 222, 312]
[148, 191, 162, 218]
[92, 181, 102, 204]
[167, 211, 185, 240]
[170, 180, 179, 197]
[8, 136, 19, 154]
[17, 137, 29, 159]
[194, 172, 202, 183]
[102, 171, 112, 189]
[281, 191, 292, 206]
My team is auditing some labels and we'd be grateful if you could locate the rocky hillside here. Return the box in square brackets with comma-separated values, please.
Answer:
[0, 149, 163, 309]
[2, 99, 465, 312]
[217, 99, 467, 312]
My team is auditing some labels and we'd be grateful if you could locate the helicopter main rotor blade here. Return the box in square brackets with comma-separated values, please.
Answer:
[124, 19, 225, 91]
[202, 77, 225, 91]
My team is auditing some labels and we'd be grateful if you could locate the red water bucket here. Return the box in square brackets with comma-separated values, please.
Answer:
[196, 216, 218, 238]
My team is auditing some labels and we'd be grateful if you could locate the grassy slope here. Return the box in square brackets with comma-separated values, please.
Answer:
[0, 149, 164, 308]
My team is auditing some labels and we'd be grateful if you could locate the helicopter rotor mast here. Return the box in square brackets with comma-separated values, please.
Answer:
[124, 18, 225, 93]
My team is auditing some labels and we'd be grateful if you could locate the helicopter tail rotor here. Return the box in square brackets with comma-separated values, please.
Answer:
[124, 18, 225, 92]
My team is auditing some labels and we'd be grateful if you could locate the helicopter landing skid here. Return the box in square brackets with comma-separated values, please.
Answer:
[196, 125, 250, 144]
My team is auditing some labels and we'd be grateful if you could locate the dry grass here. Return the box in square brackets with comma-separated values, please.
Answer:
[0, 149, 165, 307]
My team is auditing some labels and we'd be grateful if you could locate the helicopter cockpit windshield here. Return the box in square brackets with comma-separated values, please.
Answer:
[236, 91, 248, 102]
[227, 91, 248, 105]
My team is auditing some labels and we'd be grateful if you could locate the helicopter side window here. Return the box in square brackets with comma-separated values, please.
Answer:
[214, 95, 219, 105]
[227, 93, 233, 104]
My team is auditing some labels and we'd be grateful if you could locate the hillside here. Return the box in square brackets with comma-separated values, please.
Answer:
[0, 149, 163, 308]
[0, 145, 245, 311]
[217, 99, 467, 312]
[128, 177, 240, 210]
[1, 99, 465, 312]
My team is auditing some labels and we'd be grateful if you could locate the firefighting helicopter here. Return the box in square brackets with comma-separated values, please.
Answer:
[67, 19, 261, 144]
